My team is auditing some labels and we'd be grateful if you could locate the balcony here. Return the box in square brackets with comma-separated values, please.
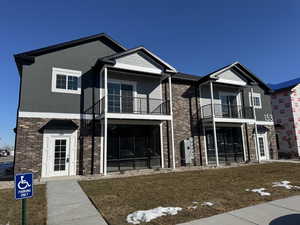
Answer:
[85, 95, 170, 116]
[201, 104, 254, 120]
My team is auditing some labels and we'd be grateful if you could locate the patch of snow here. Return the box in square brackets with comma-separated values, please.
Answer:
[272, 181, 293, 189]
[201, 201, 214, 207]
[192, 201, 198, 204]
[246, 188, 271, 196]
[126, 207, 182, 224]
[272, 181, 300, 190]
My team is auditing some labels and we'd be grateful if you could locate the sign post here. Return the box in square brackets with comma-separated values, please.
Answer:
[15, 173, 33, 225]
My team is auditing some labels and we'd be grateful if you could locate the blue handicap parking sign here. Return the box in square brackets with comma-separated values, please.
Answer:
[15, 173, 33, 200]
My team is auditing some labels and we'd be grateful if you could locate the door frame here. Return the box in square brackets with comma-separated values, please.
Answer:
[218, 91, 242, 118]
[257, 132, 269, 160]
[107, 79, 137, 113]
[42, 130, 78, 178]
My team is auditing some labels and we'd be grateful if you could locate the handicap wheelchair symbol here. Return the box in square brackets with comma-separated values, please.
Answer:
[15, 173, 33, 199]
[17, 175, 32, 190]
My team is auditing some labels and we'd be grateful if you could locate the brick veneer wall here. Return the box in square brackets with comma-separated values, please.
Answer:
[14, 117, 101, 178]
[244, 123, 278, 161]
[162, 79, 205, 168]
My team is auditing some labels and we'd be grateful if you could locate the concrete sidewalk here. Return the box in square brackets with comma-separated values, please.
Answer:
[179, 196, 300, 225]
[47, 180, 107, 225]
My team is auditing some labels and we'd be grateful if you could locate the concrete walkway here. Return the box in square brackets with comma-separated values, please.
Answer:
[179, 196, 300, 225]
[47, 180, 107, 225]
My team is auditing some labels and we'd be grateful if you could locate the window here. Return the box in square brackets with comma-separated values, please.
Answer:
[249, 92, 262, 109]
[52, 68, 81, 94]
[107, 80, 136, 113]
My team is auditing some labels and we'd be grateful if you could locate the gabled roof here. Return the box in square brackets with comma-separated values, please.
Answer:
[14, 33, 126, 59]
[198, 62, 273, 92]
[100, 46, 177, 73]
[269, 78, 300, 92]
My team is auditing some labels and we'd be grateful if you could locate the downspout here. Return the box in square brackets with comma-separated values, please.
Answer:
[210, 81, 219, 166]
[251, 87, 260, 163]
[195, 84, 203, 166]
[241, 87, 251, 161]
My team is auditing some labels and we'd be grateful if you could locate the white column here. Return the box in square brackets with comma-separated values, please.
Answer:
[103, 67, 108, 175]
[160, 122, 164, 169]
[251, 87, 260, 163]
[210, 81, 219, 166]
[100, 121, 104, 174]
[199, 85, 208, 166]
[168, 76, 176, 169]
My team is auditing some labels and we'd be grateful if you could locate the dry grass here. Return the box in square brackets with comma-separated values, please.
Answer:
[80, 163, 300, 225]
[0, 185, 47, 225]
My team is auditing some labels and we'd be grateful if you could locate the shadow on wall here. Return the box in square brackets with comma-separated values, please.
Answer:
[269, 214, 300, 225]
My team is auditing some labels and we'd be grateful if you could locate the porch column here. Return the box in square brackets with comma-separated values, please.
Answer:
[168, 76, 176, 169]
[251, 87, 260, 163]
[210, 81, 219, 166]
[103, 67, 108, 175]
[160, 122, 165, 169]
[100, 120, 104, 174]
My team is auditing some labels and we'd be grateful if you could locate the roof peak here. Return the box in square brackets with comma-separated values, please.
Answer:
[15, 33, 127, 58]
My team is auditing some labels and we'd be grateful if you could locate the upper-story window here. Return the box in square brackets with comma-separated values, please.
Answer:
[52, 67, 81, 94]
[249, 92, 262, 109]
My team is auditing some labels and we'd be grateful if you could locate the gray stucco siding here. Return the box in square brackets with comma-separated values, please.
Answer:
[242, 86, 273, 121]
[19, 40, 117, 114]
[199, 83, 273, 121]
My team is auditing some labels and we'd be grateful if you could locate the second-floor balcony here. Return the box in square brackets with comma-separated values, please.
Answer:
[85, 95, 170, 116]
[201, 104, 254, 120]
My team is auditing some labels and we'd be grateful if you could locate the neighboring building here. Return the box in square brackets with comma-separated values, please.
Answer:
[13, 33, 278, 178]
[270, 79, 300, 158]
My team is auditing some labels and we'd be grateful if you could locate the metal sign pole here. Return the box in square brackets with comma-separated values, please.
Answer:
[21, 198, 27, 225]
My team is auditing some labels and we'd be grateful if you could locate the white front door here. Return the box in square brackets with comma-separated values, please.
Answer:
[257, 133, 269, 160]
[51, 137, 70, 176]
[42, 130, 77, 178]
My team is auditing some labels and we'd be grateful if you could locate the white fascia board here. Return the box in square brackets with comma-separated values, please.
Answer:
[106, 113, 172, 121]
[256, 121, 274, 125]
[216, 78, 247, 86]
[142, 48, 177, 72]
[19, 111, 95, 120]
[209, 62, 238, 78]
[214, 118, 255, 123]
[113, 62, 163, 75]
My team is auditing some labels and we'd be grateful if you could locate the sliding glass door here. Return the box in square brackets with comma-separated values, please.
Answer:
[108, 82, 134, 113]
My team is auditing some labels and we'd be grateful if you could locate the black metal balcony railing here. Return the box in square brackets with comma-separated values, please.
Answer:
[84, 95, 170, 115]
[201, 104, 254, 119]
[107, 94, 170, 115]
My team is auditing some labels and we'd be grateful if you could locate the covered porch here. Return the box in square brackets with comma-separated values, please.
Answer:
[107, 123, 162, 172]
[204, 123, 246, 165]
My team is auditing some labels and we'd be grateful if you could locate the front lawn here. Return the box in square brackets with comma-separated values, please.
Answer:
[0, 185, 47, 225]
[80, 163, 300, 225]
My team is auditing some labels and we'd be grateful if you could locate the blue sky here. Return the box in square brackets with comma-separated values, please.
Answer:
[0, 0, 299, 146]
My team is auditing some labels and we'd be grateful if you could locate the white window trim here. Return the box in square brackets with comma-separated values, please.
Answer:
[51, 67, 82, 94]
[249, 92, 262, 109]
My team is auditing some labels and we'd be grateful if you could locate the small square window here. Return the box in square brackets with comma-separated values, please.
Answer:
[52, 68, 81, 94]
[253, 97, 260, 106]
[56, 74, 67, 89]
[249, 93, 262, 109]
[67, 76, 78, 90]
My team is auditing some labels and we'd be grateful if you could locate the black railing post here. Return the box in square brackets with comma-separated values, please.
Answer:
[147, 96, 150, 114]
